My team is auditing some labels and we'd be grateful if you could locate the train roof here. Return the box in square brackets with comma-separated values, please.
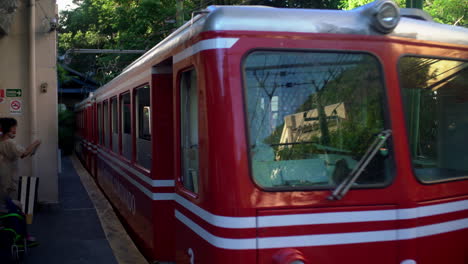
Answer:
[76, 0, 468, 109]
[198, 5, 468, 45]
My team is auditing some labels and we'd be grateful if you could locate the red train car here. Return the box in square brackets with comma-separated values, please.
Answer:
[75, 0, 468, 263]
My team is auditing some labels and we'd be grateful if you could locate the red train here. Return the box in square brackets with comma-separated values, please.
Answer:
[75, 0, 468, 263]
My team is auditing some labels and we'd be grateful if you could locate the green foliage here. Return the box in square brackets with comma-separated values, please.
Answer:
[313, 56, 384, 155]
[400, 57, 438, 158]
[328, 120, 378, 156]
[59, 0, 178, 84]
[246, 0, 341, 9]
[59, 0, 464, 86]
[57, 64, 74, 84]
[424, 0, 467, 26]
[263, 54, 385, 161]
[59, 0, 347, 84]
[340, 0, 466, 26]
[275, 140, 320, 160]
[189, 0, 341, 9]
[340, 0, 404, 10]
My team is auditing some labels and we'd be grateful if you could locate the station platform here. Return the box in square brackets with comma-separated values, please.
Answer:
[25, 155, 148, 264]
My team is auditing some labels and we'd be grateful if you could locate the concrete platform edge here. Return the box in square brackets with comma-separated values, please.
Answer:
[70, 154, 149, 264]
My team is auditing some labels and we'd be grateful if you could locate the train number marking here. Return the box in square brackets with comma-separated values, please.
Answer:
[188, 248, 194, 264]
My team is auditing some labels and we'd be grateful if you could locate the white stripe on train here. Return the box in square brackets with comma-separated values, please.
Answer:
[173, 38, 239, 63]
[174, 194, 256, 229]
[175, 195, 468, 228]
[92, 141, 468, 230]
[257, 218, 468, 249]
[97, 148, 175, 187]
[258, 199, 468, 227]
[176, 209, 468, 250]
[98, 153, 174, 201]
[175, 210, 256, 250]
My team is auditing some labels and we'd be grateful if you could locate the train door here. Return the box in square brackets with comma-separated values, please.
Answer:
[175, 66, 201, 263]
[150, 62, 176, 262]
[397, 51, 468, 263]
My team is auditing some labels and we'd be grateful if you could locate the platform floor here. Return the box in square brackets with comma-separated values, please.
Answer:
[26, 156, 147, 264]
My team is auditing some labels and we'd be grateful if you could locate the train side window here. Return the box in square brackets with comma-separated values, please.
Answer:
[98, 103, 103, 145]
[399, 57, 468, 183]
[135, 85, 152, 169]
[103, 101, 110, 148]
[111, 97, 119, 153]
[180, 69, 199, 193]
[121, 92, 132, 160]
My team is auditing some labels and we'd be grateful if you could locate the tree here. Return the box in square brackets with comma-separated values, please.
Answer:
[245, 0, 341, 9]
[59, 0, 344, 84]
[424, 0, 467, 26]
[340, 0, 404, 9]
[59, 0, 178, 84]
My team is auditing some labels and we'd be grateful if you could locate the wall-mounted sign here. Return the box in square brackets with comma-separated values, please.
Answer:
[10, 99, 22, 114]
[6, 89, 22, 97]
[0, 89, 4, 104]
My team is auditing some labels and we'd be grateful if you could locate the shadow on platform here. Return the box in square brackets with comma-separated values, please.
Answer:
[26, 156, 119, 264]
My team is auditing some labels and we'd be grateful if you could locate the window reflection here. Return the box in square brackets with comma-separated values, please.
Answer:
[244, 51, 392, 189]
[111, 97, 118, 153]
[400, 57, 468, 183]
[136, 86, 151, 169]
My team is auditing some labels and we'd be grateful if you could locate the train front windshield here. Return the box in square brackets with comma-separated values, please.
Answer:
[243, 51, 393, 190]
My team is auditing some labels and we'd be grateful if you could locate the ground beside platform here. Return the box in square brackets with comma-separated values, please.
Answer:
[26, 156, 120, 264]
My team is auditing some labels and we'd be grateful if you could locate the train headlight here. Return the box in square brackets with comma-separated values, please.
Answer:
[272, 249, 308, 264]
[372, 0, 400, 33]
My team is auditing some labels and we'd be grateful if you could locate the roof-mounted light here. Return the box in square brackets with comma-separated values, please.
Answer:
[356, 0, 401, 34]
[371, 0, 400, 33]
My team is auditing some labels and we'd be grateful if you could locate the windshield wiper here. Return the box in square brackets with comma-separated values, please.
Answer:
[328, 130, 392, 201]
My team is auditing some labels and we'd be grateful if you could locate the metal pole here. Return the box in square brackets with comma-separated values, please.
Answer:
[176, 0, 184, 26]
[406, 0, 423, 9]
[29, 0, 38, 179]
[69, 49, 147, 54]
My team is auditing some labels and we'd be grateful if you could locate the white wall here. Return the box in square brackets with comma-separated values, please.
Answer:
[0, 0, 58, 203]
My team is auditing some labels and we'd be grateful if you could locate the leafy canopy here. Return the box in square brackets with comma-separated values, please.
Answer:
[59, 0, 466, 84]
[341, 0, 467, 26]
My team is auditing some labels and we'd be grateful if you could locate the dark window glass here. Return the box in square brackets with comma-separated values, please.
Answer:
[136, 86, 151, 169]
[121, 93, 131, 160]
[399, 57, 468, 183]
[98, 104, 102, 145]
[244, 51, 392, 189]
[180, 69, 199, 193]
[103, 101, 110, 148]
[111, 97, 118, 153]
[137, 86, 151, 140]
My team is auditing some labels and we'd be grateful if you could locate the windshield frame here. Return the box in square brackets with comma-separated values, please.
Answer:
[397, 54, 468, 185]
[241, 48, 396, 192]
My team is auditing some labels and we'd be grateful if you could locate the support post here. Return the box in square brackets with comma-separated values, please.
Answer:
[176, 0, 184, 26]
[406, 0, 423, 9]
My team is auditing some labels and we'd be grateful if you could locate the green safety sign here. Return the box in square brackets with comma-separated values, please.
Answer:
[6, 89, 22, 97]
